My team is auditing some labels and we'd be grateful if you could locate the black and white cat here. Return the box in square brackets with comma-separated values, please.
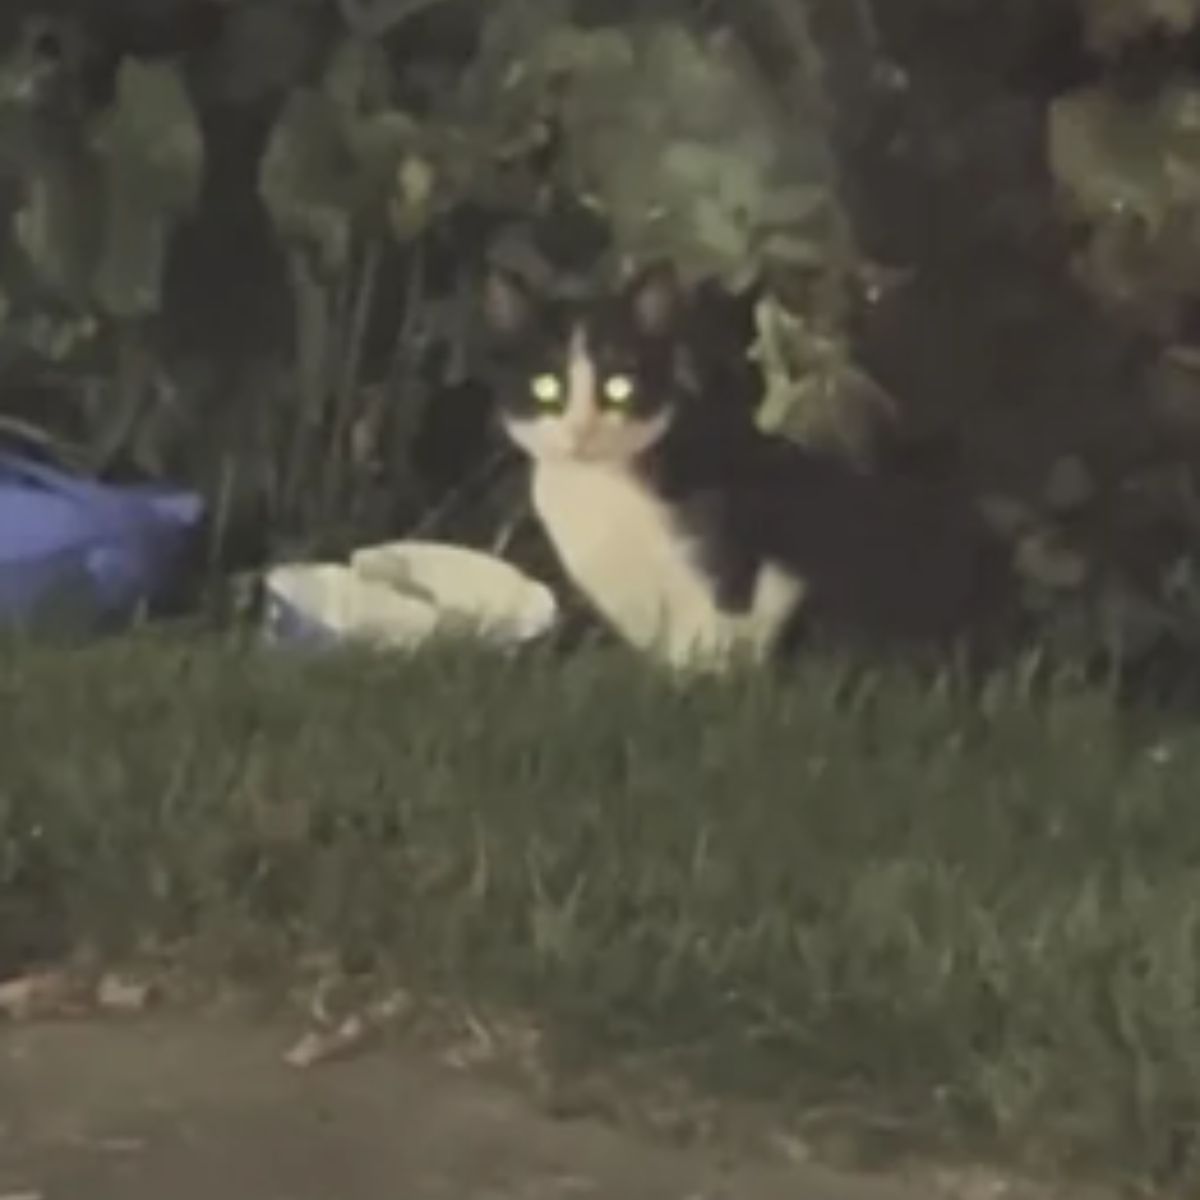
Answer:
[480, 260, 1015, 668]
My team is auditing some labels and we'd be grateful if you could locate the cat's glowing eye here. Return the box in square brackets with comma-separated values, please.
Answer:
[530, 373, 563, 404]
[603, 374, 635, 404]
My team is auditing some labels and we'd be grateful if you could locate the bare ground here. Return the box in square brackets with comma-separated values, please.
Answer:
[0, 1017, 953, 1200]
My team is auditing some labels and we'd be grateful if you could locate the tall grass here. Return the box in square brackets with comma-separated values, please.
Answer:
[2, 632, 1198, 1186]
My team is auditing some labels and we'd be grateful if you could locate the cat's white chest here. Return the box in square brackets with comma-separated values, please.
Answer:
[530, 461, 801, 668]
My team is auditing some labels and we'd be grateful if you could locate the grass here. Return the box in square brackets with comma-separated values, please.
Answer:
[2, 631, 1200, 1188]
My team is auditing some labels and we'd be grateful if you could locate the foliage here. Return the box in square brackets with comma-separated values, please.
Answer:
[1080, 0, 1200, 53]
[1, 0, 1200, 656]
[0, 0, 863, 512]
[0, 25, 202, 344]
[1050, 79, 1200, 342]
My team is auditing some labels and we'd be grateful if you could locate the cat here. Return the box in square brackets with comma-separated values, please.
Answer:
[479, 260, 1016, 669]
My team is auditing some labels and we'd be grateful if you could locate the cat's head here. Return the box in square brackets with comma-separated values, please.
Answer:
[480, 262, 689, 466]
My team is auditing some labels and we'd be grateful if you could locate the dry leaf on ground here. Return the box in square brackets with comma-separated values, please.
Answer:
[0, 971, 90, 1020]
[284, 1014, 373, 1068]
[96, 973, 157, 1014]
[284, 988, 414, 1068]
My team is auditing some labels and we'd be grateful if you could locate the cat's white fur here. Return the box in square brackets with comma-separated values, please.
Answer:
[503, 330, 804, 669]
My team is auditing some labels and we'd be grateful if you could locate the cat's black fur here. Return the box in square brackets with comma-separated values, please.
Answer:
[481, 261, 1019, 659]
[659, 410, 1018, 654]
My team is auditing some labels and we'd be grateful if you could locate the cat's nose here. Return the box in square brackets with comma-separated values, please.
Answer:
[562, 424, 595, 456]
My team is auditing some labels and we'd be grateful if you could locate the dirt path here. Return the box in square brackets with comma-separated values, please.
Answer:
[0, 1017, 932, 1200]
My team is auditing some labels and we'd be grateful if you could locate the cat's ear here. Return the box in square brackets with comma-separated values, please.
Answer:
[482, 268, 534, 338]
[626, 261, 681, 337]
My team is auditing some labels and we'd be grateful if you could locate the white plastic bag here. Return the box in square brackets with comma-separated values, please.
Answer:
[264, 542, 558, 650]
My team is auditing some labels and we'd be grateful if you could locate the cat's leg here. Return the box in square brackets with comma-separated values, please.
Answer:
[662, 568, 804, 670]
[677, 491, 762, 614]
[734, 561, 808, 657]
[663, 493, 802, 667]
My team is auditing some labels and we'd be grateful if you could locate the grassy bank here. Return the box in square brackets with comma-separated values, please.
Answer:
[2, 633, 1199, 1187]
